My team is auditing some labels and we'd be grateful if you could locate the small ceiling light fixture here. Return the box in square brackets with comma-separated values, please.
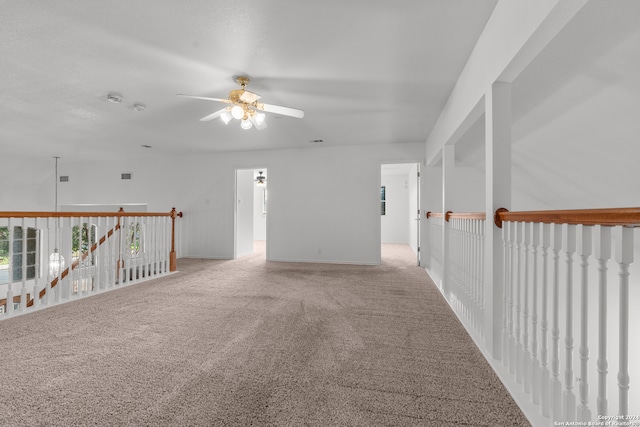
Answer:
[240, 118, 253, 130]
[220, 110, 232, 124]
[106, 93, 123, 103]
[132, 103, 146, 111]
[254, 112, 266, 126]
[255, 171, 266, 187]
[231, 105, 245, 120]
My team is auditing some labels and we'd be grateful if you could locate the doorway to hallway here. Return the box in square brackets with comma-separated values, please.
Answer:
[380, 163, 421, 266]
[235, 168, 268, 259]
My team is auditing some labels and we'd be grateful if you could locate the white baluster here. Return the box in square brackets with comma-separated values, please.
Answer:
[474, 219, 481, 332]
[540, 223, 551, 417]
[551, 223, 563, 421]
[530, 222, 541, 405]
[563, 223, 577, 420]
[32, 217, 40, 310]
[508, 221, 516, 374]
[120, 216, 127, 284]
[577, 225, 592, 421]
[164, 216, 169, 273]
[94, 217, 101, 291]
[20, 218, 28, 312]
[456, 219, 461, 313]
[479, 219, 485, 338]
[466, 219, 472, 322]
[55, 217, 63, 303]
[502, 222, 510, 368]
[595, 225, 610, 417]
[614, 226, 632, 416]
[458, 219, 463, 312]
[6, 218, 14, 315]
[65, 216, 74, 300]
[150, 216, 156, 277]
[515, 221, 523, 383]
[522, 221, 531, 393]
[78, 216, 84, 296]
[144, 219, 151, 278]
[465, 219, 471, 321]
[108, 216, 116, 289]
[43, 218, 52, 307]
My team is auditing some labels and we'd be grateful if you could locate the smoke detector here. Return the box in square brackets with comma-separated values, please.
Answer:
[107, 93, 123, 103]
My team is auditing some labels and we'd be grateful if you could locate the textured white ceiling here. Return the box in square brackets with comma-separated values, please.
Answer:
[0, 0, 498, 161]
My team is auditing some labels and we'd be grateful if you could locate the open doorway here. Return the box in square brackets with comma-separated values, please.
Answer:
[235, 168, 268, 259]
[380, 163, 421, 266]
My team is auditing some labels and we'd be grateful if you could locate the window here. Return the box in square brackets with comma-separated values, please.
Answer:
[381, 186, 386, 215]
[0, 226, 40, 284]
[127, 222, 142, 255]
[0, 227, 8, 285]
[72, 223, 97, 266]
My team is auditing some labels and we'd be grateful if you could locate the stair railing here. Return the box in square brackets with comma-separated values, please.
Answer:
[425, 207, 640, 425]
[0, 208, 182, 317]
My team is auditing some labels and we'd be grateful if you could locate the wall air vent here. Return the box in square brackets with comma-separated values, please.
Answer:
[121, 173, 132, 180]
[59, 176, 69, 182]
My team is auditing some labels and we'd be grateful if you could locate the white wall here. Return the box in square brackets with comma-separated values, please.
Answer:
[4, 142, 425, 265]
[380, 174, 409, 244]
[235, 169, 254, 258]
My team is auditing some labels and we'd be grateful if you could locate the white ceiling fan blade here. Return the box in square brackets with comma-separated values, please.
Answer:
[177, 94, 231, 104]
[239, 90, 261, 103]
[259, 103, 305, 118]
[199, 108, 227, 122]
[249, 115, 268, 130]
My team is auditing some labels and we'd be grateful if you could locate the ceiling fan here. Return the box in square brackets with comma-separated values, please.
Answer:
[178, 76, 304, 130]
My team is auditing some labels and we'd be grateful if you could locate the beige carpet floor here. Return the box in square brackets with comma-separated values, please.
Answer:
[0, 243, 530, 426]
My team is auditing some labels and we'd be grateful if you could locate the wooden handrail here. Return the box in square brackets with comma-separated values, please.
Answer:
[426, 211, 444, 219]
[0, 211, 176, 218]
[494, 207, 640, 228]
[448, 212, 486, 221]
[425, 211, 486, 221]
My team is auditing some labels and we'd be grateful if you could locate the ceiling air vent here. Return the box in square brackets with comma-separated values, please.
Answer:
[59, 176, 69, 182]
[121, 173, 132, 180]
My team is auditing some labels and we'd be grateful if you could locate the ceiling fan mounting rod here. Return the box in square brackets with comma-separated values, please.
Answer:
[236, 76, 250, 88]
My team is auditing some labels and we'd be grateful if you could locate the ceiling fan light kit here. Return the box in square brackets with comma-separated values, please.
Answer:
[178, 76, 304, 131]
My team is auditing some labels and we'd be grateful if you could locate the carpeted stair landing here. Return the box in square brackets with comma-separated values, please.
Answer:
[0, 243, 530, 426]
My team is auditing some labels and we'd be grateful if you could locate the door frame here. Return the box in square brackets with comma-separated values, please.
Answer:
[379, 161, 422, 266]
[234, 166, 269, 259]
